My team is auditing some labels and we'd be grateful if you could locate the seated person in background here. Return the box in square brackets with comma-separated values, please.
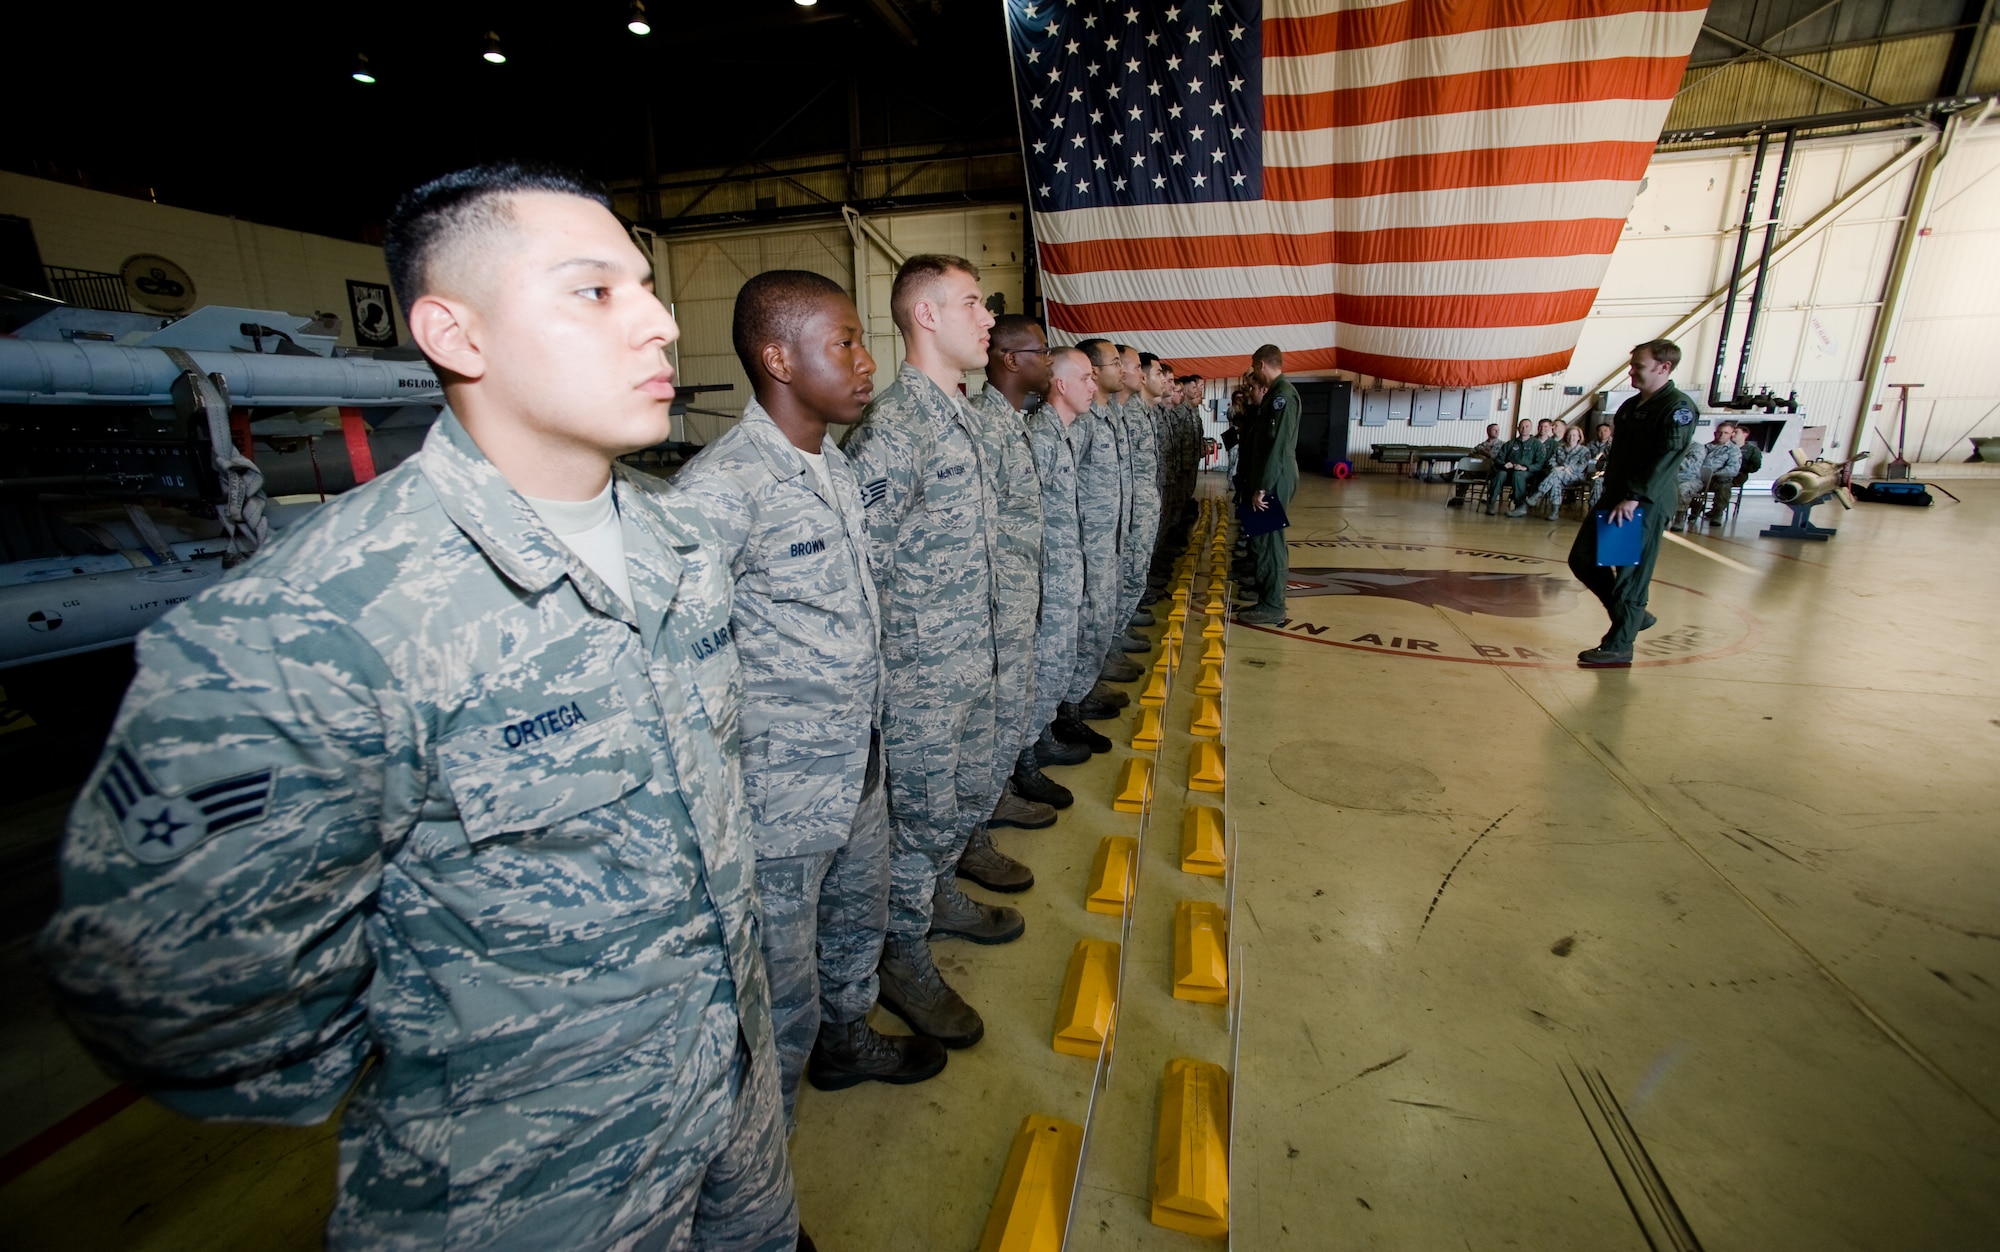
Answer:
[1523, 418, 1559, 496]
[1448, 422, 1502, 507]
[1673, 421, 1729, 529]
[1710, 423, 1763, 523]
[1525, 424, 1595, 518]
[1486, 418, 1544, 516]
[1585, 421, 1614, 466]
[1695, 421, 1742, 525]
[1585, 422, 1615, 504]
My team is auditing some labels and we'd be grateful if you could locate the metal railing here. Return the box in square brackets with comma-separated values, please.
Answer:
[44, 266, 130, 311]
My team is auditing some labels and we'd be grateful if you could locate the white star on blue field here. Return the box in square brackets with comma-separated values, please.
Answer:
[1008, 0, 1264, 210]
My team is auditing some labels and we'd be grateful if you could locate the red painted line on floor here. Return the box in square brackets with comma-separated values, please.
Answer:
[0, 1083, 141, 1189]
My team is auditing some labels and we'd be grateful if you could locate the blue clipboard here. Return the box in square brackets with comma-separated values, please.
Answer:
[1237, 495, 1289, 537]
[1593, 504, 1646, 566]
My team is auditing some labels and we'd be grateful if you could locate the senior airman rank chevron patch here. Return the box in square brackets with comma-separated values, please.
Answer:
[101, 747, 276, 864]
[861, 478, 889, 509]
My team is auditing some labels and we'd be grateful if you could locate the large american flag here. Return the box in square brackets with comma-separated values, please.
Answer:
[1007, 0, 1707, 386]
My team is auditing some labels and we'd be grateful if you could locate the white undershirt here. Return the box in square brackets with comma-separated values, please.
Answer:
[522, 482, 633, 611]
[799, 446, 835, 500]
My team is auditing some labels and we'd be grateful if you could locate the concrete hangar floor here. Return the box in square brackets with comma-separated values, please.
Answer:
[1, 469, 1996, 1250]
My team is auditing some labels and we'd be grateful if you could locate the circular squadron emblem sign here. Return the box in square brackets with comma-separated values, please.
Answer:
[1237, 538, 1758, 668]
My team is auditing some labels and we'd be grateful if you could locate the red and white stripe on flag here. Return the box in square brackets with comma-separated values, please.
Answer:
[1033, 0, 1708, 386]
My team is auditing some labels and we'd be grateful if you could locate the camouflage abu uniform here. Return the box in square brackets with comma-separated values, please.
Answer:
[670, 398, 888, 1128]
[1072, 403, 1125, 700]
[841, 364, 1000, 938]
[1528, 441, 1598, 509]
[38, 411, 795, 1251]
[969, 383, 1045, 795]
[1025, 404, 1087, 733]
[1117, 395, 1160, 623]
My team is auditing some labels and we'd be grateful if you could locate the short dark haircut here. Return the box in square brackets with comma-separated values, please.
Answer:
[732, 269, 850, 379]
[1077, 337, 1113, 365]
[1115, 343, 1135, 357]
[889, 254, 978, 336]
[383, 161, 612, 317]
[1138, 351, 1159, 369]
[1633, 338, 1682, 370]
[1252, 343, 1283, 368]
[989, 314, 1044, 352]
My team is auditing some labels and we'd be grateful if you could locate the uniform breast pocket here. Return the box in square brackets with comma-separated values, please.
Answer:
[433, 710, 663, 953]
[743, 715, 870, 853]
[764, 551, 850, 607]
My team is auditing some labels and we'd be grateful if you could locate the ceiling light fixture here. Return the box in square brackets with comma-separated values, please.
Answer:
[794, 0, 818, 7]
[482, 31, 506, 64]
[351, 53, 376, 83]
[627, 1, 650, 34]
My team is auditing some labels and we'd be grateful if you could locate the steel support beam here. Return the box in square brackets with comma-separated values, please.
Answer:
[1850, 101, 1997, 461]
[1699, 22, 1886, 106]
[1555, 133, 1940, 429]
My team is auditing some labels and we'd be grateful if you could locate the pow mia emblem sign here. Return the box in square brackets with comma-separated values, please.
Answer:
[346, 279, 399, 349]
[98, 746, 274, 864]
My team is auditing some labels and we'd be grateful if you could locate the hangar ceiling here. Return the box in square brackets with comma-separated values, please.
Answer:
[4, 1, 1993, 244]
[3, 0, 1016, 243]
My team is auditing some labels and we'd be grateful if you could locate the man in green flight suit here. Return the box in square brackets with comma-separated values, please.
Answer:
[1236, 343, 1299, 626]
[1486, 418, 1546, 517]
[1568, 338, 1699, 668]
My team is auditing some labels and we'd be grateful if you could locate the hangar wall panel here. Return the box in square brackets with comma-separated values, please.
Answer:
[659, 205, 1028, 444]
[0, 171, 404, 349]
[659, 224, 853, 444]
[1883, 130, 2000, 462]
[1333, 124, 2000, 465]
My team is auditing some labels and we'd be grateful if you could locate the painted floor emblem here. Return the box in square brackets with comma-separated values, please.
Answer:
[1240, 538, 1758, 667]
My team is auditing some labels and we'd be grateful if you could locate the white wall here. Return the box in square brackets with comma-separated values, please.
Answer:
[0, 172, 406, 350]
[1318, 120, 2000, 469]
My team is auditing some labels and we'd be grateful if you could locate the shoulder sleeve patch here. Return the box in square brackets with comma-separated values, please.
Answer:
[1272, 396, 1287, 411]
[860, 477, 890, 509]
[1673, 405, 1696, 425]
[100, 746, 275, 864]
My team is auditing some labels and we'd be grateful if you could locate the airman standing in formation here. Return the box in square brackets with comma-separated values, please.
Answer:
[40, 164, 799, 1250]
[670, 270, 947, 1125]
[841, 254, 1015, 1050]
[963, 314, 1058, 893]
[1077, 339, 1146, 683]
[37, 157, 1228, 1248]
[1025, 347, 1098, 772]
